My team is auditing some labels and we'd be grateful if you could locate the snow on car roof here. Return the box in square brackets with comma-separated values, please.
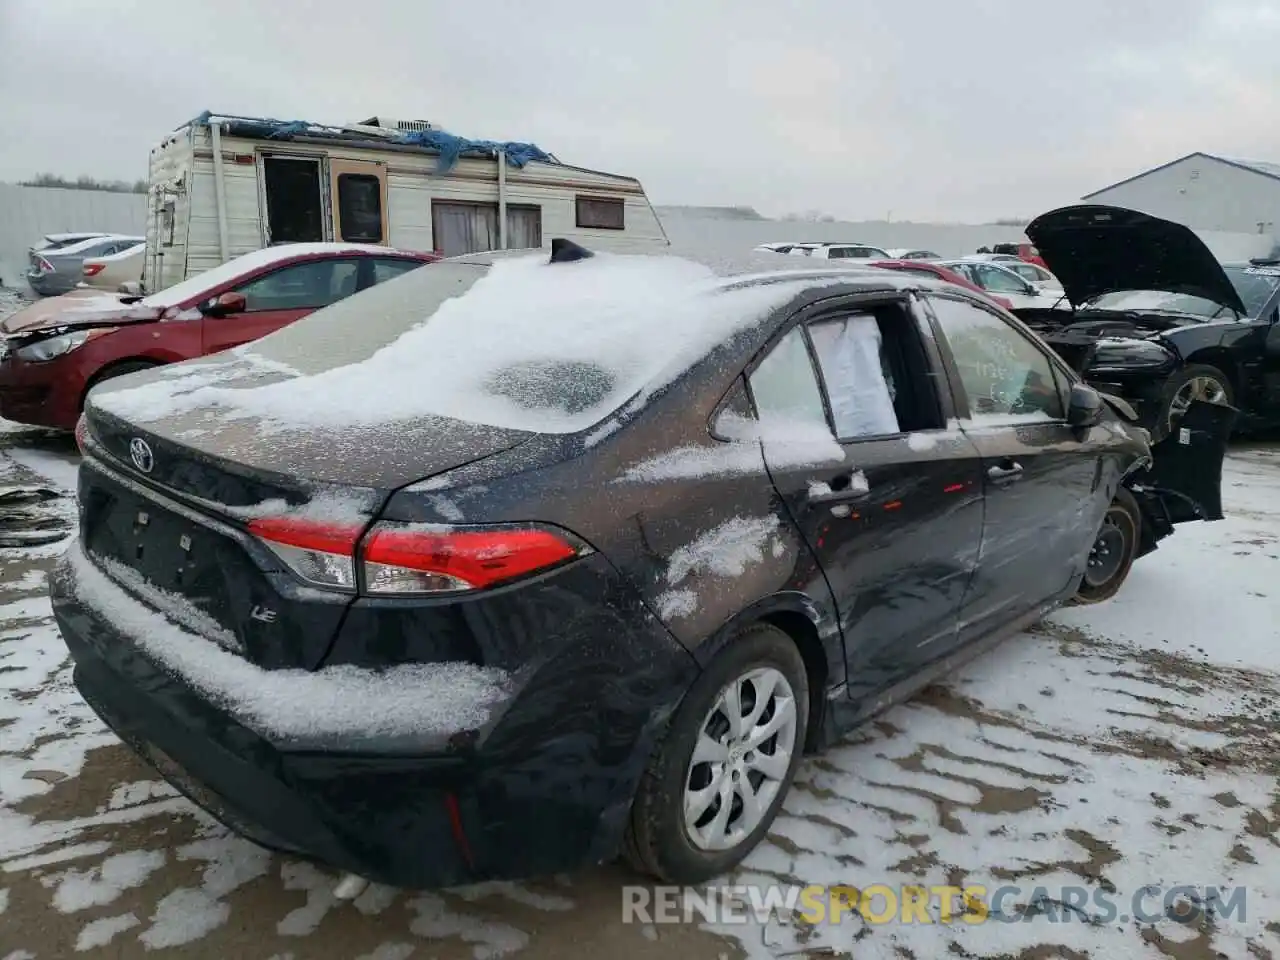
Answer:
[140, 242, 414, 308]
[97, 251, 917, 436]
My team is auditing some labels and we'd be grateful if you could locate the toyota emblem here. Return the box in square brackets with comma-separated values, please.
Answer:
[129, 437, 154, 473]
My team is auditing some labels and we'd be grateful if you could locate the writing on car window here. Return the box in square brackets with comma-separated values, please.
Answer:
[928, 296, 1064, 422]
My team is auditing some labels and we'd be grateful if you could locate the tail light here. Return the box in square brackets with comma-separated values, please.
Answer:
[246, 517, 364, 590]
[33, 256, 54, 274]
[83, 263, 106, 277]
[74, 414, 90, 454]
[246, 517, 590, 595]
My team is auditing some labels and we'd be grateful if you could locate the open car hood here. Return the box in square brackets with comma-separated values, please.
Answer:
[1025, 204, 1247, 315]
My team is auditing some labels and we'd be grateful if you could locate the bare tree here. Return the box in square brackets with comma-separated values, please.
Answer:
[19, 173, 146, 194]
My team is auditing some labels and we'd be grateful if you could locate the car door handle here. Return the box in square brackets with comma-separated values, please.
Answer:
[808, 472, 871, 504]
[987, 462, 1024, 484]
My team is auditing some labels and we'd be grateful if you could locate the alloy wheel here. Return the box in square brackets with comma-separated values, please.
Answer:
[1167, 375, 1228, 431]
[683, 667, 798, 852]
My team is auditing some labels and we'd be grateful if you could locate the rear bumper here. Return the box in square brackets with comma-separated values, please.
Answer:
[26, 272, 74, 297]
[51, 544, 697, 888]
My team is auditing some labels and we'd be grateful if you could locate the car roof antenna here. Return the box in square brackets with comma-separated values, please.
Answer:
[550, 238, 595, 263]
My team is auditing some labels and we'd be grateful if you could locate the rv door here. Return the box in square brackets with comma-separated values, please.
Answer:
[330, 159, 388, 245]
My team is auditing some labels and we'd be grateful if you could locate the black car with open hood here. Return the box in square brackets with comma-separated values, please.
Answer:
[1015, 204, 1280, 438]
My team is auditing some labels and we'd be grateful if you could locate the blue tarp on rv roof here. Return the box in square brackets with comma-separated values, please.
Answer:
[185, 111, 555, 173]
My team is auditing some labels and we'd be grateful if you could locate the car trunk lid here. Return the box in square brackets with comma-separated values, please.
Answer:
[79, 400, 533, 671]
[1026, 204, 1247, 314]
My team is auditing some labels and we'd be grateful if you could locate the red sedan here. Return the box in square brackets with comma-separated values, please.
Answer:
[0, 244, 437, 430]
[869, 259, 1015, 311]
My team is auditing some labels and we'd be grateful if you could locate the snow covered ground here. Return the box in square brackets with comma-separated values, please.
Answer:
[2, 413, 1279, 959]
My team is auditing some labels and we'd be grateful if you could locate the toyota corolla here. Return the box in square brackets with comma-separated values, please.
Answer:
[51, 241, 1229, 889]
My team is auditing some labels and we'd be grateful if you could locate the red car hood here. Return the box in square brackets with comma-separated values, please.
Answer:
[1, 290, 163, 337]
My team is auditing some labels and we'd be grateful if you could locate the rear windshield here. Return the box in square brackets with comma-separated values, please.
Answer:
[163, 253, 824, 434]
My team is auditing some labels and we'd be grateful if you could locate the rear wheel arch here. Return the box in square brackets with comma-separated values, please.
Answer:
[686, 600, 833, 754]
[761, 610, 829, 752]
[623, 619, 810, 882]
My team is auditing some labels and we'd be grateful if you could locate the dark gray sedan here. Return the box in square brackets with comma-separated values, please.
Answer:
[27, 235, 144, 297]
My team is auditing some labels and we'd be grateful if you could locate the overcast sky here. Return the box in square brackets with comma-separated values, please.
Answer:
[2, 0, 1278, 223]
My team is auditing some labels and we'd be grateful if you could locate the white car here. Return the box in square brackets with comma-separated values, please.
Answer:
[998, 260, 1063, 293]
[959, 254, 1063, 293]
[80, 241, 146, 291]
[786, 242, 890, 260]
[936, 259, 1071, 312]
[752, 242, 810, 254]
[882, 248, 941, 260]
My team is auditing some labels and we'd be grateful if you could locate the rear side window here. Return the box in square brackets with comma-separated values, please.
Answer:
[928, 296, 1065, 422]
[746, 327, 828, 429]
[336, 174, 383, 242]
[808, 314, 901, 438]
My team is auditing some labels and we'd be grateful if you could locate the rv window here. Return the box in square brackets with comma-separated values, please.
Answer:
[506, 206, 542, 249]
[337, 174, 384, 242]
[575, 196, 625, 230]
[263, 157, 324, 243]
[431, 202, 543, 257]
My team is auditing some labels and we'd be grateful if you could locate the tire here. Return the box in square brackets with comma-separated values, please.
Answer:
[623, 622, 809, 884]
[1155, 363, 1233, 441]
[1072, 487, 1142, 605]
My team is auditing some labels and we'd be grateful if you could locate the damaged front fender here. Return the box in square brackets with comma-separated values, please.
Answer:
[1121, 399, 1236, 558]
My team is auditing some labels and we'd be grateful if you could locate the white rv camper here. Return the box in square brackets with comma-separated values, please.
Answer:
[143, 111, 670, 293]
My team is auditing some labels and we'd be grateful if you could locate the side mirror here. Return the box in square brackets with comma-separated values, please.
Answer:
[1067, 382, 1104, 430]
[201, 291, 246, 317]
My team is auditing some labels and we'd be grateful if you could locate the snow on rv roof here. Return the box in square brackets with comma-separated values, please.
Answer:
[140, 243, 404, 308]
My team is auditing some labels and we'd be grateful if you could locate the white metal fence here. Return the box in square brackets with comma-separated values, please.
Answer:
[0, 184, 147, 289]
